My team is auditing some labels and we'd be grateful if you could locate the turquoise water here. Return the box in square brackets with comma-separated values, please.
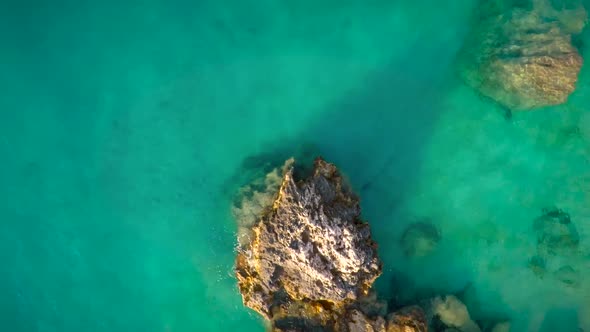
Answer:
[1, 0, 590, 331]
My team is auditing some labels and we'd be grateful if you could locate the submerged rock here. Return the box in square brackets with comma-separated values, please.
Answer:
[533, 207, 580, 256]
[554, 265, 580, 287]
[459, 0, 586, 111]
[529, 208, 583, 290]
[400, 221, 441, 258]
[429, 295, 481, 332]
[234, 157, 429, 331]
[386, 306, 429, 332]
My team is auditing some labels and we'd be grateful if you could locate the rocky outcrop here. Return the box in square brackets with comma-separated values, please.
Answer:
[233, 157, 428, 331]
[459, 0, 586, 111]
[235, 157, 381, 318]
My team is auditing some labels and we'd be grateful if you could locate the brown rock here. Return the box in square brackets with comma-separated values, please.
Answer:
[386, 306, 428, 332]
[459, 0, 586, 110]
[235, 157, 382, 327]
[345, 309, 387, 332]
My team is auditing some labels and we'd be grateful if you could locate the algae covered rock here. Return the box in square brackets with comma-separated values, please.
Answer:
[235, 157, 382, 327]
[459, 0, 586, 111]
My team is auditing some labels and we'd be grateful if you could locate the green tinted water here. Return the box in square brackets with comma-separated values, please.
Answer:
[1, 0, 589, 331]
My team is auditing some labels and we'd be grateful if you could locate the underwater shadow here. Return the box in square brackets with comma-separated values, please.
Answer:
[292, 38, 476, 305]
[297, 38, 461, 229]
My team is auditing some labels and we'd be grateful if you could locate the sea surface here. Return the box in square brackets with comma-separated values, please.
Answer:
[1, 0, 590, 331]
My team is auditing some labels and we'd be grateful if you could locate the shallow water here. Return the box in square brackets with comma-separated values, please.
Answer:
[1, 0, 590, 331]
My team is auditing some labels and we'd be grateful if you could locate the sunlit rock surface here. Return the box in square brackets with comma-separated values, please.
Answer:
[459, 0, 586, 111]
[234, 158, 383, 328]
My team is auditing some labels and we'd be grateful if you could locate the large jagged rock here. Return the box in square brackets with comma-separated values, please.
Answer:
[234, 157, 428, 331]
[459, 0, 586, 111]
[235, 157, 382, 326]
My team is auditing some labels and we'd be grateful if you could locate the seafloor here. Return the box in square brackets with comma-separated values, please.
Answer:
[1, 0, 589, 331]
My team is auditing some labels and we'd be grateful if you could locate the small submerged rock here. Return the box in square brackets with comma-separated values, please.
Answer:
[528, 207, 584, 291]
[533, 207, 579, 256]
[387, 306, 429, 332]
[429, 295, 481, 332]
[400, 221, 441, 258]
[459, 0, 586, 111]
[554, 265, 580, 287]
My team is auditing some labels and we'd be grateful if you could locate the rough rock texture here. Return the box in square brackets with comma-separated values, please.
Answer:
[459, 0, 586, 111]
[345, 309, 387, 332]
[342, 306, 428, 332]
[386, 306, 429, 332]
[234, 157, 429, 331]
[235, 157, 384, 328]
